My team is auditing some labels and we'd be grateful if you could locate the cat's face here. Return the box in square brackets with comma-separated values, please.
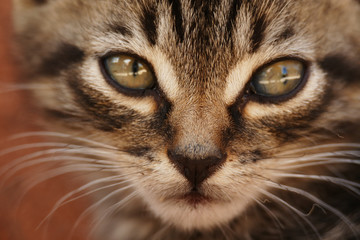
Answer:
[13, 0, 360, 236]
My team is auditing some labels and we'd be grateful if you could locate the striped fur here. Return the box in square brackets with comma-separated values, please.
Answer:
[12, 0, 360, 239]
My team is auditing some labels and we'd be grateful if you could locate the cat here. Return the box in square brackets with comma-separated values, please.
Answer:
[7, 0, 360, 239]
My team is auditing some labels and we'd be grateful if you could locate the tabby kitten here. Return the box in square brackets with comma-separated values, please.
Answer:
[11, 0, 360, 239]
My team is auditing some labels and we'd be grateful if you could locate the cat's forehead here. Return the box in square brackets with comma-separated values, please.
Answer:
[74, 0, 313, 89]
[13, 0, 359, 101]
[14, 0, 350, 63]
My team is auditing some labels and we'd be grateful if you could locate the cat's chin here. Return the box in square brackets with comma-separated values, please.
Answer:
[144, 190, 250, 231]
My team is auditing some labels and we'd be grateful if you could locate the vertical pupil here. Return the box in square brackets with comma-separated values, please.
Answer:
[132, 60, 139, 77]
[281, 66, 288, 77]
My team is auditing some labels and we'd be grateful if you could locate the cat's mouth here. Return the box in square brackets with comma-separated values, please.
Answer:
[178, 189, 213, 205]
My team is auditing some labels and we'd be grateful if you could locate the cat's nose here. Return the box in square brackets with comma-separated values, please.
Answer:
[167, 148, 226, 189]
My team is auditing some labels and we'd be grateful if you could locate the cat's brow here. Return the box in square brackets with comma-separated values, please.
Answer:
[167, 0, 184, 42]
[226, 0, 243, 40]
[227, 1, 291, 53]
[141, 5, 158, 46]
[108, 24, 133, 37]
[275, 27, 295, 43]
[250, 13, 267, 53]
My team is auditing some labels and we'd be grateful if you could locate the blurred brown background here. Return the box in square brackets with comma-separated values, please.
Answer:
[0, 1, 90, 239]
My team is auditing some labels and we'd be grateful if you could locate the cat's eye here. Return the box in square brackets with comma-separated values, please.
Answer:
[250, 59, 306, 98]
[103, 54, 155, 91]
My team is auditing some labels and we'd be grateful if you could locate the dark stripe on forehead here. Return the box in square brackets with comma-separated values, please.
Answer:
[33, 0, 47, 5]
[276, 27, 295, 42]
[189, 0, 202, 10]
[141, 5, 158, 46]
[108, 24, 133, 37]
[167, 0, 184, 42]
[226, 0, 244, 40]
[319, 54, 360, 84]
[250, 12, 267, 53]
[38, 43, 85, 76]
[189, 0, 222, 19]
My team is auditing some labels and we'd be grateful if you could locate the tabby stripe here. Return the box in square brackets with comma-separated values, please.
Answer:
[167, 0, 184, 42]
[250, 12, 267, 53]
[32, 0, 47, 5]
[189, 0, 221, 23]
[109, 24, 133, 37]
[226, 0, 244, 40]
[141, 5, 158, 46]
[68, 77, 137, 131]
[38, 43, 85, 76]
[276, 27, 295, 42]
[123, 146, 152, 157]
[319, 54, 360, 83]
[189, 0, 203, 12]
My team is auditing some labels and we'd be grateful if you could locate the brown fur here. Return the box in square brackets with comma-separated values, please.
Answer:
[10, 0, 360, 239]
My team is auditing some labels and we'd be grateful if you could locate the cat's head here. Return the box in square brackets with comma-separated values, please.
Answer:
[13, 0, 360, 232]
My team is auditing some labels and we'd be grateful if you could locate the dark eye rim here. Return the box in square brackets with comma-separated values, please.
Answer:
[247, 56, 310, 104]
[99, 52, 159, 98]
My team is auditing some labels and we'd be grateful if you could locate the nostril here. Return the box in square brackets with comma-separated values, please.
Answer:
[167, 149, 226, 188]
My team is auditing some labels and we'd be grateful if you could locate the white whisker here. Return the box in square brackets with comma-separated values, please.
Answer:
[0, 83, 56, 94]
[1, 155, 119, 185]
[278, 144, 360, 156]
[278, 151, 360, 165]
[257, 187, 321, 239]
[265, 181, 359, 238]
[0, 142, 80, 157]
[69, 183, 138, 240]
[9, 131, 118, 150]
[277, 158, 360, 169]
[0, 147, 120, 177]
[14, 164, 111, 209]
[271, 172, 360, 195]
[254, 198, 284, 233]
[150, 224, 171, 240]
[87, 191, 139, 240]
[38, 175, 135, 229]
